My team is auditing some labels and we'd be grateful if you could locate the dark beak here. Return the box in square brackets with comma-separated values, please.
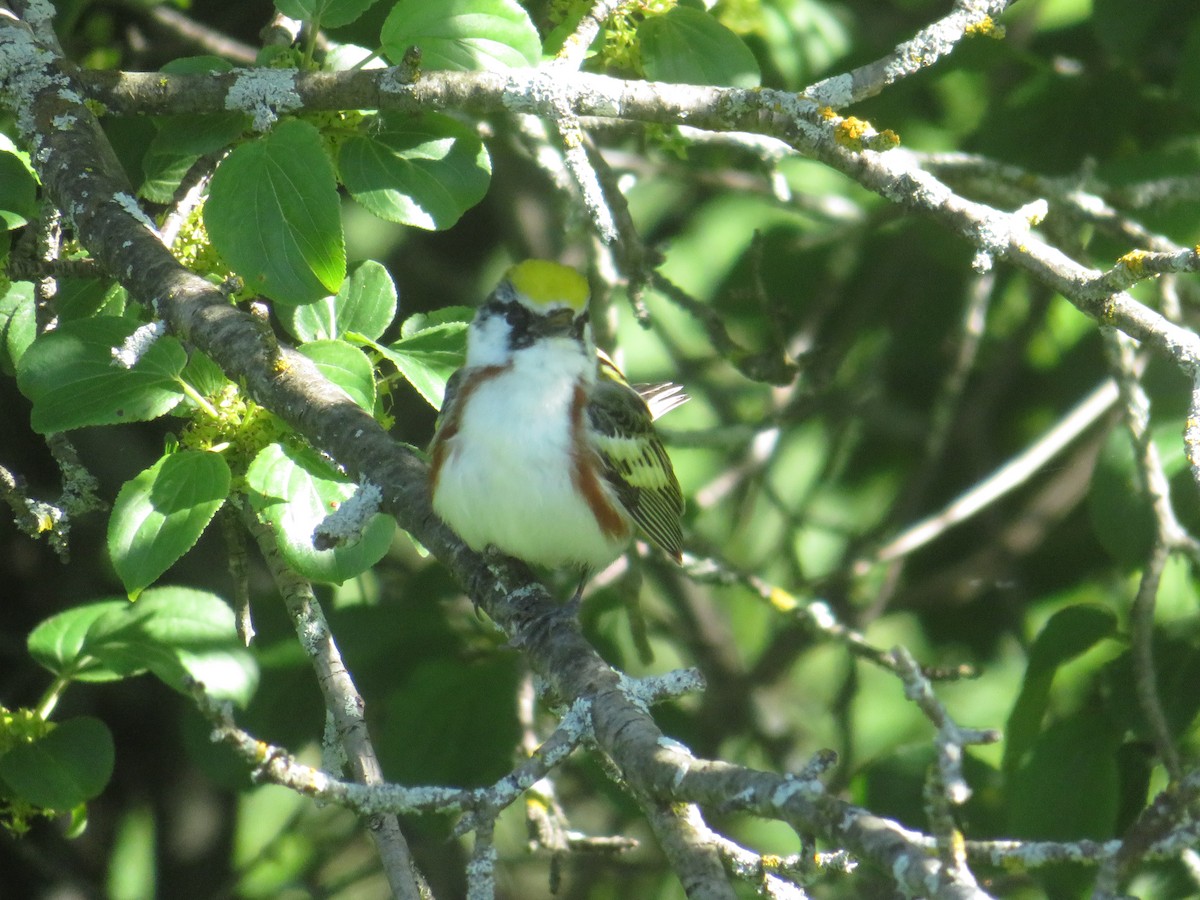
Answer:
[535, 307, 582, 337]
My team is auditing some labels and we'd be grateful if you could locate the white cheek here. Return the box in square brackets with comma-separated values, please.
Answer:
[466, 316, 511, 367]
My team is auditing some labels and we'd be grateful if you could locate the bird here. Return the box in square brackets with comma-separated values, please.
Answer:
[428, 259, 685, 596]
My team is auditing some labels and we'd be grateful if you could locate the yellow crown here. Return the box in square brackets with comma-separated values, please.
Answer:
[506, 260, 589, 311]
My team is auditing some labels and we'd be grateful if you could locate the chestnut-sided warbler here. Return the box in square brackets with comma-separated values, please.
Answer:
[428, 260, 685, 583]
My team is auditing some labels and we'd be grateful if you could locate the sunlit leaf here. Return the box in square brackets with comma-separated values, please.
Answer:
[295, 339, 376, 411]
[205, 120, 345, 305]
[339, 113, 492, 230]
[244, 442, 394, 584]
[16, 317, 186, 434]
[380, 0, 540, 71]
[285, 260, 398, 342]
[274, 0, 380, 28]
[108, 451, 232, 599]
[27, 588, 258, 705]
[359, 307, 471, 408]
[640, 7, 761, 87]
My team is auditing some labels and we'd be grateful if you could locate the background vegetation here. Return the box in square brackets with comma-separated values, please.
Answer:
[3, 0, 1200, 897]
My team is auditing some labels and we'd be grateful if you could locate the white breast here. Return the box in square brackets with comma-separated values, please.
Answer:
[432, 339, 630, 570]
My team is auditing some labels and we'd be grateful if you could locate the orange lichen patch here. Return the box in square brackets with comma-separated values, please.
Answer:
[822, 108, 898, 151]
[965, 16, 1006, 38]
[768, 587, 798, 612]
[835, 116, 869, 150]
[1100, 297, 1118, 324]
[1118, 250, 1150, 276]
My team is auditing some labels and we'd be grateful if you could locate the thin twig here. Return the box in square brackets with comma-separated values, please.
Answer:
[864, 379, 1121, 569]
[864, 271, 996, 619]
[243, 511, 429, 900]
[804, 0, 1013, 107]
[137, 3, 258, 64]
[1103, 331, 1188, 780]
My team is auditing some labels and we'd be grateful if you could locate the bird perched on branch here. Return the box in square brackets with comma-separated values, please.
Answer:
[429, 260, 685, 595]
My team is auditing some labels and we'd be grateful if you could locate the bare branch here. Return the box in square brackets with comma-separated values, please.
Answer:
[135, 2, 259, 64]
[805, 0, 1013, 108]
[243, 511, 429, 900]
[67, 63, 1200, 374]
[864, 379, 1120, 567]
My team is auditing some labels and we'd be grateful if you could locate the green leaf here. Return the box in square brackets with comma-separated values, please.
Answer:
[0, 717, 114, 811]
[399, 305, 475, 339]
[108, 451, 232, 600]
[142, 126, 245, 202]
[339, 113, 492, 230]
[140, 148, 198, 205]
[205, 119, 346, 305]
[28, 600, 136, 682]
[244, 442, 395, 584]
[1007, 709, 1121, 840]
[362, 308, 470, 408]
[95, 587, 257, 702]
[16, 317, 187, 434]
[157, 60, 246, 151]
[64, 803, 89, 839]
[98, 282, 128, 317]
[274, 0, 380, 28]
[55, 278, 111, 320]
[0, 150, 39, 230]
[284, 259, 398, 342]
[180, 350, 230, 401]
[0, 280, 35, 375]
[380, 0, 541, 71]
[105, 590, 254, 702]
[1088, 423, 1186, 566]
[640, 7, 761, 88]
[1003, 605, 1118, 776]
[1102, 632, 1200, 742]
[295, 339, 376, 411]
[29, 588, 258, 703]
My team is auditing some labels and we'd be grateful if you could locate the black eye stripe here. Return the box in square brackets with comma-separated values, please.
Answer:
[480, 298, 587, 351]
[479, 299, 528, 323]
